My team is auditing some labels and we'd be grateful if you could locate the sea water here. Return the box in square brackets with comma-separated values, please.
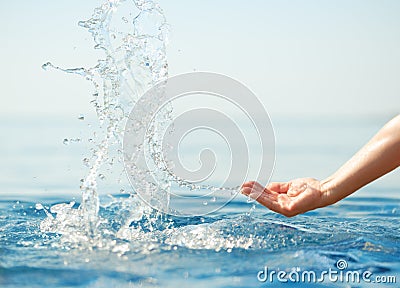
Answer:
[1, 116, 399, 287]
[1, 0, 399, 287]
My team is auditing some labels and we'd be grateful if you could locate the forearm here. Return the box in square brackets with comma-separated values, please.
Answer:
[321, 115, 400, 205]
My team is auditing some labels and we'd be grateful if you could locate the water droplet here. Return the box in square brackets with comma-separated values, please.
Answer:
[210, 196, 216, 202]
[82, 158, 90, 167]
[78, 114, 85, 120]
[98, 174, 106, 180]
[35, 203, 44, 210]
[41, 62, 52, 70]
[63, 138, 69, 145]
[202, 201, 208, 206]
[78, 20, 88, 28]
[246, 197, 254, 203]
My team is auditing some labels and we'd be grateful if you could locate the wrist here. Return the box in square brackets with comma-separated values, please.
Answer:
[320, 177, 339, 207]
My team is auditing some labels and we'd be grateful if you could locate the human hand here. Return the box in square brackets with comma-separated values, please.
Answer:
[241, 178, 330, 217]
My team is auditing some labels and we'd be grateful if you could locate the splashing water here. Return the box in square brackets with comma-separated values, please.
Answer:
[39, 0, 272, 254]
[40, 0, 251, 250]
[41, 0, 170, 244]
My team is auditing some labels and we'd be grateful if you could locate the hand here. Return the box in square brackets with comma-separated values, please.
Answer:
[241, 178, 330, 217]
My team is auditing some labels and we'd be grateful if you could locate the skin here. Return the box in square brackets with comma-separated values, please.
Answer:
[241, 115, 400, 217]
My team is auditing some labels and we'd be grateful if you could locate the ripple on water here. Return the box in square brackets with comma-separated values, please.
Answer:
[1, 198, 399, 287]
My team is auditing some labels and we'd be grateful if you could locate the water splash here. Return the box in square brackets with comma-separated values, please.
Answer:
[40, 0, 257, 251]
[41, 0, 169, 241]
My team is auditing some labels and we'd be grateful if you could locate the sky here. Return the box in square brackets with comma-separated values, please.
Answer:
[0, 0, 399, 119]
[0, 0, 399, 199]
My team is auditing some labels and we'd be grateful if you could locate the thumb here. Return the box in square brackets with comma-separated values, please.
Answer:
[287, 182, 308, 197]
[267, 182, 289, 193]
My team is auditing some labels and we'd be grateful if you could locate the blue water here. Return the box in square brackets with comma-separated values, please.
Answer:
[1, 115, 399, 287]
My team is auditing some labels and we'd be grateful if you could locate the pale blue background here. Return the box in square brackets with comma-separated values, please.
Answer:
[0, 0, 399, 198]
[1, 0, 399, 117]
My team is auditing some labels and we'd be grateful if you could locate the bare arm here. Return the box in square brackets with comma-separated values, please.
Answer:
[241, 115, 400, 217]
[322, 114, 400, 205]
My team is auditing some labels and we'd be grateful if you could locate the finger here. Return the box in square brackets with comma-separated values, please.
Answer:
[255, 191, 299, 217]
[241, 184, 281, 205]
[241, 181, 265, 198]
[267, 182, 289, 193]
[254, 192, 289, 215]
[241, 181, 264, 190]
[240, 187, 254, 196]
[241, 185, 263, 198]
